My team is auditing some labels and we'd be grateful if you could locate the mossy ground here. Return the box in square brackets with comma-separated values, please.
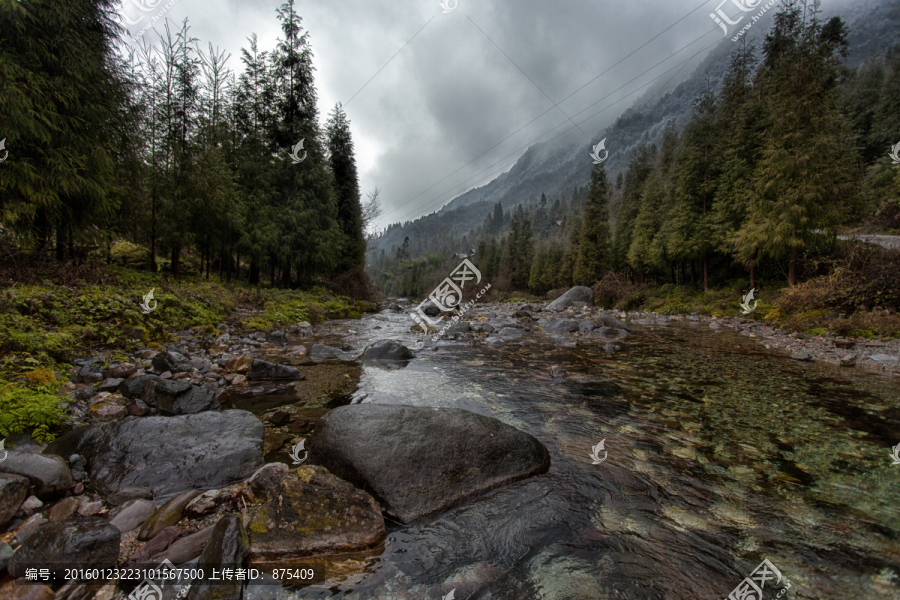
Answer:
[0, 257, 362, 441]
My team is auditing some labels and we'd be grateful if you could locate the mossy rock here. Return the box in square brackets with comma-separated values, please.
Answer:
[24, 369, 56, 387]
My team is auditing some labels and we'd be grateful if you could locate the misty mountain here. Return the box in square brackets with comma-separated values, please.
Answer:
[368, 0, 900, 259]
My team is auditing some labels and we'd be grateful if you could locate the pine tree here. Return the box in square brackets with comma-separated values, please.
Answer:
[574, 163, 611, 284]
[326, 103, 366, 272]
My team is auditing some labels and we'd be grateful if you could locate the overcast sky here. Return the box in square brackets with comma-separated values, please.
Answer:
[117, 0, 851, 231]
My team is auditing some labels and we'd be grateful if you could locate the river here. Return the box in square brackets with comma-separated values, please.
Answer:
[262, 307, 900, 600]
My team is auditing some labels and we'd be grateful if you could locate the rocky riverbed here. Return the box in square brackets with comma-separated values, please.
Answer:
[0, 286, 897, 600]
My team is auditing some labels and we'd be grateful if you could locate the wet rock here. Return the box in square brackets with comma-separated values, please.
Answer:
[386, 302, 402, 311]
[118, 375, 160, 399]
[247, 360, 305, 381]
[156, 380, 219, 415]
[0, 581, 54, 600]
[544, 319, 579, 334]
[0, 452, 73, 498]
[107, 487, 153, 506]
[47, 497, 81, 522]
[162, 524, 215, 564]
[78, 365, 103, 384]
[125, 397, 151, 416]
[105, 364, 137, 380]
[68, 455, 86, 481]
[0, 473, 30, 527]
[108, 499, 157, 534]
[186, 515, 249, 600]
[14, 514, 47, 543]
[18, 495, 43, 517]
[359, 340, 415, 362]
[499, 327, 523, 340]
[87, 401, 127, 422]
[308, 404, 551, 523]
[545, 286, 593, 311]
[791, 352, 812, 361]
[248, 465, 385, 561]
[225, 354, 254, 374]
[603, 343, 621, 353]
[309, 344, 342, 359]
[597, 315, 632, 332]
[185, 490, 220, 519]
[45, 411, 264, 502]
[447, 322, 471, 334]
[152, 349, 193, 374]
[420, 301, 441, 317]
[481, 323, 494, 333]
[267, 331, 287, 344]
[8, 517, 120, 578]
[869, 353, 899, 362]
[138, 490, 202, 540]
[288, 321, 314, 337]
[77, 501, 103, 517]
[0, 542, 13, 571]
[97, 378, 124, 393]
[129, 526, 181, 562]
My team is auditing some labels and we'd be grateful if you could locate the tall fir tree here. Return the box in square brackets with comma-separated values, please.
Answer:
[574, 163, 612, 284]
[325, 103, 366, 272]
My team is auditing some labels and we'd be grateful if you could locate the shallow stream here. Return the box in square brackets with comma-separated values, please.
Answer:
[274, 310, 900, 599]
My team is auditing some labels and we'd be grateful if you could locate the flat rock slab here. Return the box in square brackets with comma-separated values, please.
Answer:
[248, 465, 385, 560]
[8, 517, 120, 578]
[308, 404, 551, 523]
[0, 452, 73, 498]
[46, 411, 264, 502]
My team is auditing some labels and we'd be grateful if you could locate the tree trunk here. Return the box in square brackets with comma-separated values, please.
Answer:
[218, 244, 224, 279]
[55, 220, 66, 262]
[702, 257, 709, 292]
[680, 261, 686, 286]
[206, 241, 210, 279]
[171, 246, 181, 279]
[67, 223, 74, 261]
[670, 264, 676, 285]
[690, 261, 696, 287]
[281, 264, 291, 288]
[270, 264, 275, 286]
[788, 247, 796, 286]
[236, 250, 241, 280]
[749, 263, 756, 289]
[150, 193, 157, 273]
[249, 261, 260, 285]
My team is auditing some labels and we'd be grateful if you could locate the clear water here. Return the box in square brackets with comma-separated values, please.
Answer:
[281, 310, 900, 599]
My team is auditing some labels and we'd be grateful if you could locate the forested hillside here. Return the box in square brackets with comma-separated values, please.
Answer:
[367, 0, 900, 313]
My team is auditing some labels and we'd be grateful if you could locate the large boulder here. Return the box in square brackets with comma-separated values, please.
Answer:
[118, 374, 160, 399]
[247, 359, 305, 381]
[247, 465, 385, 561]
[596, 314, 632, 332]
[308, 404, 551, 523]
[545, 286, 594, 311]
[0, 452, 73, 498]
[151, 349, 193, 374]
[154, 380, 219, 415]
[359, 340, 415, 362]
[8, 517, 120, 578]
[0, 473, 31, 527]
[420, 301, 442, 317]
[45, 411, 264, 502]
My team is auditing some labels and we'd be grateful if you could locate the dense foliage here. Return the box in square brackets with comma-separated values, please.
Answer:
[0, 0, 367, 287]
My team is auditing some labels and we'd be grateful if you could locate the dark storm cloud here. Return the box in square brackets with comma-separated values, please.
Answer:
[118, 0, 851, 230]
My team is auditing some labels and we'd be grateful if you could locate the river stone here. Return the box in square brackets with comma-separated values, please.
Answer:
[308, 404, 551, 523]
[0, 542, 13, 571]
[247, 359, 305, 381]
[14, 514, 47, 543]
[162, 524, 215, 564]
[108, 499, 157, 533]
[545, 286, 593, 311]
[0, 452, 73, 498]
[8, 517, 120, 578]
[0, 473, 30, 528]
[97, 378, 124, 393]
[186, 515, 249, 600]
[597, 315, 632, 332]
[107, 486, 153, 506]
[152, 349, 193, 374]
[248, 465, 385, 561]
[309, 344, 342, 359]
[105, 364, 137, 379]
[45, 411, 264, 502]
[0, 581, 54, 600]
[47, 497, 81, 522]
[156, 381, 219, 415]
[420, 301, 441, 317]
[19, 495, 43, 516]
[359, 340, 415, 362]
[499, 327, 523, 340]
[544, 319, 579, 333]
[138, 490, 202, 540]
[130, 526, 182, 562]
[118, 374, 160, 399]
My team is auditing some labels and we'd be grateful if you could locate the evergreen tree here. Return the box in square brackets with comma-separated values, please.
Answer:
[326, 103, 366, 272]
[574, 163, 612, 284]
